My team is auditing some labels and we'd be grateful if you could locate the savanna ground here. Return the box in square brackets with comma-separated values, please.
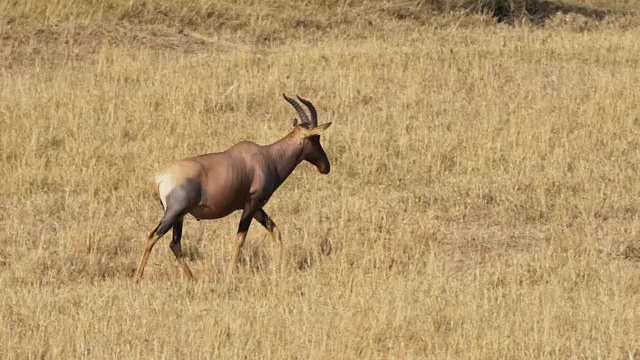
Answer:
[1, 0, 640, 358]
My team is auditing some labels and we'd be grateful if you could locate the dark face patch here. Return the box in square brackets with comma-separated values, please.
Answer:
[303, 135, 330, 174]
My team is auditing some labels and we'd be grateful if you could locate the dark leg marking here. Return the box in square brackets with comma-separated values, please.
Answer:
[155, 179, 203, 236]
[228, 200, 260, 274]
[254, 208, 282, 244]
[170, 219, 194, 280]
[136, 179, 202, 280]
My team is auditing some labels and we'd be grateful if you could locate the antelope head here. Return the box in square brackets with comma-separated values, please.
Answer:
[283, 94, 332, 174]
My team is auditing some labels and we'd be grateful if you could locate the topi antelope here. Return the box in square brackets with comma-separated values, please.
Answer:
[135, 94, 332, 280]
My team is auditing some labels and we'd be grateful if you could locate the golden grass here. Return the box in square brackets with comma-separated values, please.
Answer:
[1, 0, 640, 358]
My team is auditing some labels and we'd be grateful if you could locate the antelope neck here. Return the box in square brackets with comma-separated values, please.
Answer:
[266, 133, 305, 180]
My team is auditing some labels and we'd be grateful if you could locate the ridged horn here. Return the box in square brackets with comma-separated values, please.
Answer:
[282, 93, 310, 126]
[296, 95, 318, 127]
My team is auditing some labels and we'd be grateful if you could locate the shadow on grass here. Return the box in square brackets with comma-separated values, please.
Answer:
[488, 0, 608, 24]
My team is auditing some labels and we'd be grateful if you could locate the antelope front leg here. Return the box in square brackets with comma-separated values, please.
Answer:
[253, 208, 282, 245]
[228, 202, 258, 274]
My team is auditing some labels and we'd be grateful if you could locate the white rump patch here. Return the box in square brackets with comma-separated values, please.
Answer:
[155, 172, 177, 210]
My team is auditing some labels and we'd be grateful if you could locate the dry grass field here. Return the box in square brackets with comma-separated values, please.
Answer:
[1, 0, 640, 358]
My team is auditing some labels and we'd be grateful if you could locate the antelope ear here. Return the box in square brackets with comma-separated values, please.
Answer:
[304, 122, 332, 137]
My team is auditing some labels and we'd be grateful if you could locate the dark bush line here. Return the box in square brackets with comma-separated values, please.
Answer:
[452, 0, 608, 23]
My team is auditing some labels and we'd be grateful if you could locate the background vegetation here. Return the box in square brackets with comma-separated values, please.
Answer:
[1, 0, 639, 358]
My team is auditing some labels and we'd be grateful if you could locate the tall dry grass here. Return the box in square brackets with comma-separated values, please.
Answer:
[1, 0, 640, 358]
[2, 0, 638, 37]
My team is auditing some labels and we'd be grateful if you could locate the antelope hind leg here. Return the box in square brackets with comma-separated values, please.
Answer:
[136, 227, 162, 279]
[169, 219, 194, 281]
